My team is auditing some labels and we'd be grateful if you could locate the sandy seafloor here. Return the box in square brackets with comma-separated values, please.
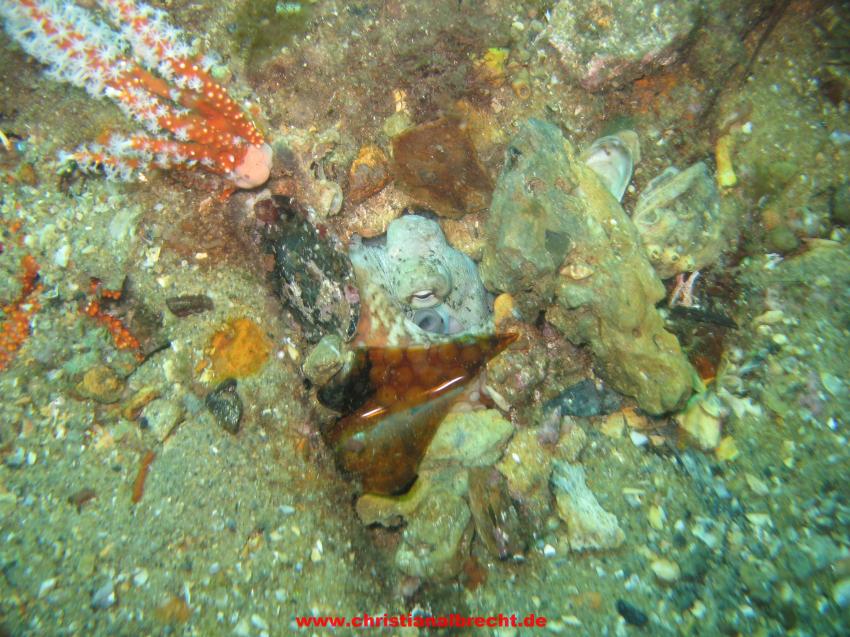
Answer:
[1, 1, 850, 636]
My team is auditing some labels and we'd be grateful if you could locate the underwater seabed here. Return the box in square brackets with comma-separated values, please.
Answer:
[1, 0, 850, 635]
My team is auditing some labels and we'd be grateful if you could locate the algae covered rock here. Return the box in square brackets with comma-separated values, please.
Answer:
[394, 488, 473, 580]
[421, 409, 514, 470]
[481, 119, 696, 414]
[544, 0, 698, 91]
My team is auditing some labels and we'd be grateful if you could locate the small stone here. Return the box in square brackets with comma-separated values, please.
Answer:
[233, 616, 251, 637]
[5, 447, 26, 469]
[141, 399, 184, 442]
[91, 580, 117, 609]
[820, 372, 843, 397]
[251, 614, 269, 631]
[544, 379, 622, 418]
[76, 365, 125, 404]
[132, 568, 149, 587]
[543, 544, 557, 557]
[552, 461, 625, 551]
[765, 226, 799, 254]
[786, 547, 813, 582]
[165, 294, 214, 317]
[205, 379, 243, 434]
[53, 243, 70, 268]
[629, 431, 648, 447]
[715, 436, 739, 461]
[648, 505, 666, 531]
[422, 409, 514, 469]
[348, 144, 391, 203]
[38, 577, 58, 598]
[616, 599, 648, 627]
[832, 578, 850, 608]
[745, 473, 770, 496]
[651, 558, 681, 583]
[677, 392, 722, 451]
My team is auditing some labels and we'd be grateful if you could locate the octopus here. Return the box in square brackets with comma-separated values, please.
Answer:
[348, 214, 491, 347]
[305, 214, 514, 494]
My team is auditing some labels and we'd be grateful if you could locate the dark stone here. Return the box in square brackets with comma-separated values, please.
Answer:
[265, 198, 359, 342]
[467, 467, 527, 560]
[544, 379, 623, 418]
[616, 599, 649, 627]
[165, 294, 214, 317]
[206, 379, 243, 434]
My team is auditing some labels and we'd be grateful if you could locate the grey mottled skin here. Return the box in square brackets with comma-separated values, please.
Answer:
[349, 215, 491, 343]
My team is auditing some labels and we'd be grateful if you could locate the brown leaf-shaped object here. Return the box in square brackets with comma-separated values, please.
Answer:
[320, 332, 517, 495]
[392, 117, 493, 218]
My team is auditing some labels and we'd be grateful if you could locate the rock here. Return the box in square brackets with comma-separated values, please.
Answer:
[4, 447, 26, 469]
[481, 119, 696, 414]
[677, 391, 723, 451]
[141, 399, 184, 442]
[544, 0, 698, 91]
[394, 488, 473, 580]
[206, 317, 272, 381]
[556, 423, 588, 463]
[832, 577, 850, 608]
[616, 599, 649, 627]
[205, 379, 243, 434]
[266, 199, 360, 342]
[740, 560, 777, 605]
[765, 225, 800, 254]
[165, 294, 214, 317]
[544, 379, 622, 418]
[75, 365, 125, 404]
[551, 460, 624, 551]
[391, 117, 493, 218]
[467, 467, 527, 560]
[651, 558, 681, 583]
[632, 162, 726, 278]
[302, 334, 350, 386]
[91, 579, 117, 609]
[497, 427, 554, 521]
[337, 183, 406, 242]
[348, 144, 391, 203]
[421, 409, 514, 470]
[831, 182, 850, 225]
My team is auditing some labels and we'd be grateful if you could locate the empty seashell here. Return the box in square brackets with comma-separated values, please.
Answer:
[580, 130, 640, 202]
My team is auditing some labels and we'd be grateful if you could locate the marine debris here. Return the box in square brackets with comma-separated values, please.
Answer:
[0, 0, 271, 187]
[318, 332, 516, 495]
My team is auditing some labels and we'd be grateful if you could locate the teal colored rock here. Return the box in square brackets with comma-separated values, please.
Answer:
[481, 119, 696, 414]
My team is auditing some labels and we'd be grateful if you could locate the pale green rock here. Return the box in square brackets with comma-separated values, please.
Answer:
[552, 460, 625, 552]
[481, 119, 697, 414]
[421, 409, 514, 470]
[394, 488, 472, 580]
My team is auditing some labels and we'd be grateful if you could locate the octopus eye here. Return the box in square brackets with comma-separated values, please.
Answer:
[409, 290, 438, 308]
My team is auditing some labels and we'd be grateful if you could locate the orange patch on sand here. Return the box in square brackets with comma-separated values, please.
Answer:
[207, 317, 272, 380]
